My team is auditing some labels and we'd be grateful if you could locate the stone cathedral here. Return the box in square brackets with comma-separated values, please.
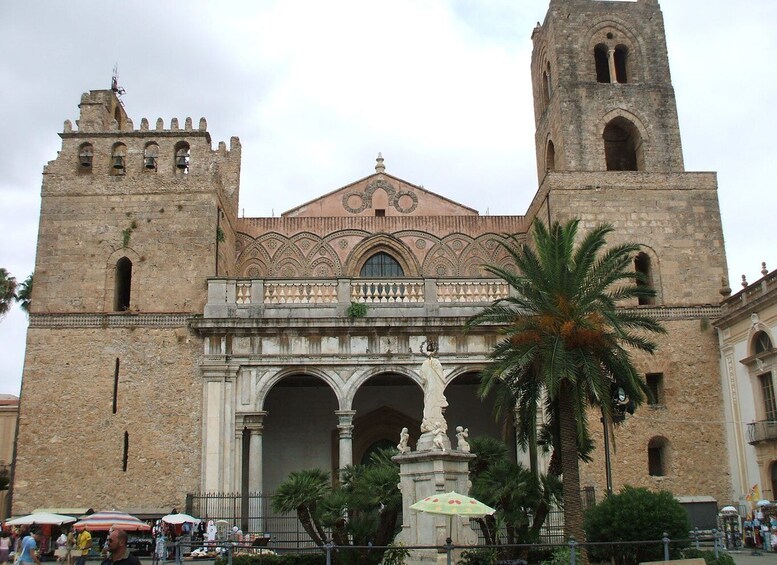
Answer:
[12, 0, 733, 524]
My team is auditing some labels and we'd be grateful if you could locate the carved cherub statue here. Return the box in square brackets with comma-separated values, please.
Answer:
[456, 426, 470, 453]
[432, 423, 446, 451]
[397, 427, 411, 454]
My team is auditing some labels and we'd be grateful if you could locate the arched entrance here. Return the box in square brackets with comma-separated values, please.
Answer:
[262, 374, 339, 492]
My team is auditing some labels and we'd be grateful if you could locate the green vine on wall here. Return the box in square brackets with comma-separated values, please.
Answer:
[121, 220, 137, 247]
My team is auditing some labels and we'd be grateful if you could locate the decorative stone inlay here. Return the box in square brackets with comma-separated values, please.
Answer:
[343, 192, 368, 214]
[393, 190, 418, 214]
[339, 239, 348, 249]
[451, 239, 463, 250]
[415, 239, 426, 249]
[436, 265, 447, 276]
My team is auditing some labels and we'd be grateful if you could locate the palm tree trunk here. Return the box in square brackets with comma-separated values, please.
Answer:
[558, 381, 588, 564]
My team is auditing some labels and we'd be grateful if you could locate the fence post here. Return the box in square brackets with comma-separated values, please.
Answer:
[569, 536, 577, 565]
[325, 540, 334, 565]
[663, 532, 669, 561]
[694, 527, 700, 550]
[227, 543, 233, 565]
[713, 529, 719, 559]
[445, 538, 453, 565]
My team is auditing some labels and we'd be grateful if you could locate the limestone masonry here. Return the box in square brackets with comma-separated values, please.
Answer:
[13, 0, 733, 530]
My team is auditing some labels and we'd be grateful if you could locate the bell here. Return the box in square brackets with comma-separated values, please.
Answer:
[144, 157, 157, 170]
[176, 155, 189, 170]
[80, 155, 93, 168]
[112, 155, 125, 169]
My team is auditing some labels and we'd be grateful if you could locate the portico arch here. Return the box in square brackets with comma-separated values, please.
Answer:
[262, 372, 341, 493]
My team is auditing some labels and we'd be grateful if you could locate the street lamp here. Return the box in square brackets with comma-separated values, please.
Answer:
[601, 385, 634, 496]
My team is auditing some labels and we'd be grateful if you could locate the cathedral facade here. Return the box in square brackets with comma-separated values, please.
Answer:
[13, 0, 733, 522]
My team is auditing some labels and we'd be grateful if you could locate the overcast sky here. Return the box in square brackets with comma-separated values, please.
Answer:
[1, 1, 775, 396]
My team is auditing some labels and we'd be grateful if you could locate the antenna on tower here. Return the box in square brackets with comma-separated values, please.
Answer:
[111, 64, 126, 97]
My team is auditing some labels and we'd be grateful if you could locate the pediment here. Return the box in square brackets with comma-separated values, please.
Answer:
[282, 172, 478, 218]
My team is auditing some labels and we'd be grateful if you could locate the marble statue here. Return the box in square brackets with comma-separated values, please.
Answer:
[432, 423, 446, 451]
[397, 427, 411, 454]
[456, 426, 470, 453]
[420, 342, 448, 433]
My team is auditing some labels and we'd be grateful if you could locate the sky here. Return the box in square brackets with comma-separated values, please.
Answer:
[1, 1, 776, 396]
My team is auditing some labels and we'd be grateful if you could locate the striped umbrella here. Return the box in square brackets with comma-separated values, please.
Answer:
[72, 510, 151, 532]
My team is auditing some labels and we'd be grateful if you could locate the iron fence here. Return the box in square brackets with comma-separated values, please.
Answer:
[186, 490, 598, 550]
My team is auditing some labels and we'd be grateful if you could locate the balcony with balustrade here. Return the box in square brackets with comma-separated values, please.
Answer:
[746, 420, 777, 445]
[203, 277, 510, 321]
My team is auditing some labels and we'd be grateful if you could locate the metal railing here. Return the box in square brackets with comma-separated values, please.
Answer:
[746, 420, 777, 444]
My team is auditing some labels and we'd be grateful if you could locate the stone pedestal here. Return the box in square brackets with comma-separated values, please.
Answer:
[393, 448, 477, 564]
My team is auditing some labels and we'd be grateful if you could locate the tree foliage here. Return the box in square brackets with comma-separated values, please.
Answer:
[0, 268, 17, 318]
[467, 219, 665, 552]
[585, 486, 691, 565]
[271, 448, 401, 564]
[469, 436, 561, 558]
[16, 273, 33, 314]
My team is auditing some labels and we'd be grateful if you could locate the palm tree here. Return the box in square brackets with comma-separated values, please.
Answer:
[0, 268, 17, 319]
[467, 219, 664, 553]
[271, 468, 331, 546]
[16, 273, 33, 314]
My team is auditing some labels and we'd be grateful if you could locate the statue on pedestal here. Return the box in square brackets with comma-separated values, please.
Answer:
[456, 426, 470, 453]
[419, 341, 447, 434]
[397, 427, 411, 454]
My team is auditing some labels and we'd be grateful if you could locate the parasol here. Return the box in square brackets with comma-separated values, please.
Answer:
[161, 513, 201, 525]
[757, 499, 771, 507]
[410, 490, 496, 547]
[410, 491, 496, 517]
[5, 512, 77, 526]
[72, 510, 151, 532]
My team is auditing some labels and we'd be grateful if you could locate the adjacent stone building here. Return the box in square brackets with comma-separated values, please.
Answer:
[13, 0, 734, 529]
[715, 266, 777, 506]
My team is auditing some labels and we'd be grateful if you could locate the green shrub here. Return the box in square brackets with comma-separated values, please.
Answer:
[347, 301, 368, 318]
[540, 547, 581, 565]
[458, 548, 497, 565]
[681, 548, 736, 565]
[584, 485, 691, 565]
[215, 552, 326, 565]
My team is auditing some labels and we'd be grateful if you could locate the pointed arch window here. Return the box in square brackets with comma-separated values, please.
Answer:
[595, 44, 610, 83]
[614, 45, 629, 83]
[360, 252, 404, 278]
[546, 140, 556, 172]
[604, 117, 643, 171]
[634, 252, 655, 305]
[114, 257, 132, 311]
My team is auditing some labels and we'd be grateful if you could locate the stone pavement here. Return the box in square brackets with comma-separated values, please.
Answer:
[729, 550, 777, 565]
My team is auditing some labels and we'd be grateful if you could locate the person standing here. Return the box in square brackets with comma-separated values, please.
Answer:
[66, 529, 76, 565]
[76, 529, 92, 565]
[0, 532, 12, 565]
[17, 528, 41, 565]
[101, 530, 140, 565]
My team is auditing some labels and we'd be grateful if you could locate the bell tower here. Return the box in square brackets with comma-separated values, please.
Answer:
[531, 0, 684, 180]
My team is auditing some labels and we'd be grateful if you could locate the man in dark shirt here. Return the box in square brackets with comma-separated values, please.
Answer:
[101, 530, 140, 565]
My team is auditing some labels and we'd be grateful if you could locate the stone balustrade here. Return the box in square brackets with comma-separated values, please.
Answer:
[204, 277, 510, 319]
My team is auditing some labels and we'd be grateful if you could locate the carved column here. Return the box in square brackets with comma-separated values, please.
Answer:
[607, 48, 618, 83]
[244, 412, 267, 493]
[244, 412, 267, 535]
[336, 410, 356, 475]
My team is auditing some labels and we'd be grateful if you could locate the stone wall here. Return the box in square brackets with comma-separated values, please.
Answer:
[580, 319, 732, 504]
[13, 326, 201, 513]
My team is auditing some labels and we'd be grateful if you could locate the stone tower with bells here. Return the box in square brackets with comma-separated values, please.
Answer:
[525, 0, 732, 501]
[12, 85, 242, 512]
